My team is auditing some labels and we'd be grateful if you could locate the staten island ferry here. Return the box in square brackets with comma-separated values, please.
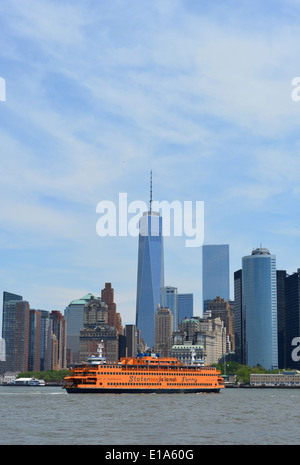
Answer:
[63, 343, 225, 394]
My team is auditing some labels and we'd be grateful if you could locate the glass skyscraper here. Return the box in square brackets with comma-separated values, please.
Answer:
[161, 286, 178, 331]
[136, 209, 164, 349]
[178, 293, 194, 322]
[242, 247, 278, 371]
[202, 244, 230, 312]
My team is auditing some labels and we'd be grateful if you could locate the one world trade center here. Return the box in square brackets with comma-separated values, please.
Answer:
[135, 173, 164, 349]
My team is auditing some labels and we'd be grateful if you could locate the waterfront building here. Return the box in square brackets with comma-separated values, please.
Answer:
[178, 293, 193, 322]
[171, 343, 204, 365]
[135, 176, 164, 348]
[202, 244, 230, 313]
[250, 372, 300, 386]
[154, 307, 173, 357]
[242, 247, 278, 371]
[285, 269, 300, 370]
[160, 286, 178, 331]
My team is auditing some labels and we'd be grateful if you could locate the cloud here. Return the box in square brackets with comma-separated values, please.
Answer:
[1, 0, 300, 320]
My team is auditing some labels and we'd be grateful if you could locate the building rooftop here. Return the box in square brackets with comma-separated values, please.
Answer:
[69, 293, 99, 305]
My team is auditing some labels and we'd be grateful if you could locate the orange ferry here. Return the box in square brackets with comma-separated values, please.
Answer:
[63, 343, 225, 394]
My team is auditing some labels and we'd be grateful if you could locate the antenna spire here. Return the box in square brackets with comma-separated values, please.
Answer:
[150, 170, 153, 213]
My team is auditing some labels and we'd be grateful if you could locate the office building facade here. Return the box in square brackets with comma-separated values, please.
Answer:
[242, 248, 278, 370]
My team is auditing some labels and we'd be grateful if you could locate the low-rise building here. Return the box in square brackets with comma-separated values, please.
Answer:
[250, 372, 300, 386]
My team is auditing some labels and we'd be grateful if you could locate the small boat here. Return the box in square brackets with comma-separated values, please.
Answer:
[10, 377, 46, 386]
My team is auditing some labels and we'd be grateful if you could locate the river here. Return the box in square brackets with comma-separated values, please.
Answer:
[1, 386, 299, 445]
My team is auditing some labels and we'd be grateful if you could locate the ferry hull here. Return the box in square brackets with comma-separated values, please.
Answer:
[64, 387, 222, 394]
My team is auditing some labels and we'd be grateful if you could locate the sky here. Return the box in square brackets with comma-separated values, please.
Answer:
[1, 0, 300, 329]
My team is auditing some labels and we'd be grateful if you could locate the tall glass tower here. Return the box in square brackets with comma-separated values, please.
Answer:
[242, 247, 278, 370]
[136, 173, 164, 349]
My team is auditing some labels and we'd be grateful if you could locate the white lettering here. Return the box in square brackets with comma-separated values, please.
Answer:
[0, 77, 5, 102]
[291, 77, 300, 102]
[291, 337, 300, 362]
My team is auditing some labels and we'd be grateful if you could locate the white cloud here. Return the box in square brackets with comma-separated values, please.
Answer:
[1, 0, 300, 320]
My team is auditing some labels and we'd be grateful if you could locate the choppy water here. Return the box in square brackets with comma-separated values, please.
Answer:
[0, 386, 299, 445]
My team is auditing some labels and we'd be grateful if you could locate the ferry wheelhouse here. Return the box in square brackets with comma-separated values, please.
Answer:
[63, 343, 224, 394]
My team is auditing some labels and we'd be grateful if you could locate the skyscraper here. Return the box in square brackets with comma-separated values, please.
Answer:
[234, 269, 246, 365]
[3, 299, 30, 372]
[276, 270, 287, 369]
[161, 286, 178, 331]
[154, 307, 173, 357]
[202, 245, 230, 313]
[64, 293, 97, 364]
[178, 293, 193, 323]
[28, 309, 42, 372]
[136, 173, 164, 348]
[101, 283, 117, 329]
[124, 324, 137, 357]
[50, 311, 67, 370]
[242, 247, 278, 370]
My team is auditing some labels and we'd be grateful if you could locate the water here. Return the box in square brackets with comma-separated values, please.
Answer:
[0, 386, 299, 445]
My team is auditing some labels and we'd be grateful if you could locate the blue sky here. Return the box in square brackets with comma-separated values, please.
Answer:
[1, 0, 300, 328]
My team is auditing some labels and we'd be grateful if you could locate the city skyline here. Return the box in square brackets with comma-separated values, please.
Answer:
[2, 1, 300, 328]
